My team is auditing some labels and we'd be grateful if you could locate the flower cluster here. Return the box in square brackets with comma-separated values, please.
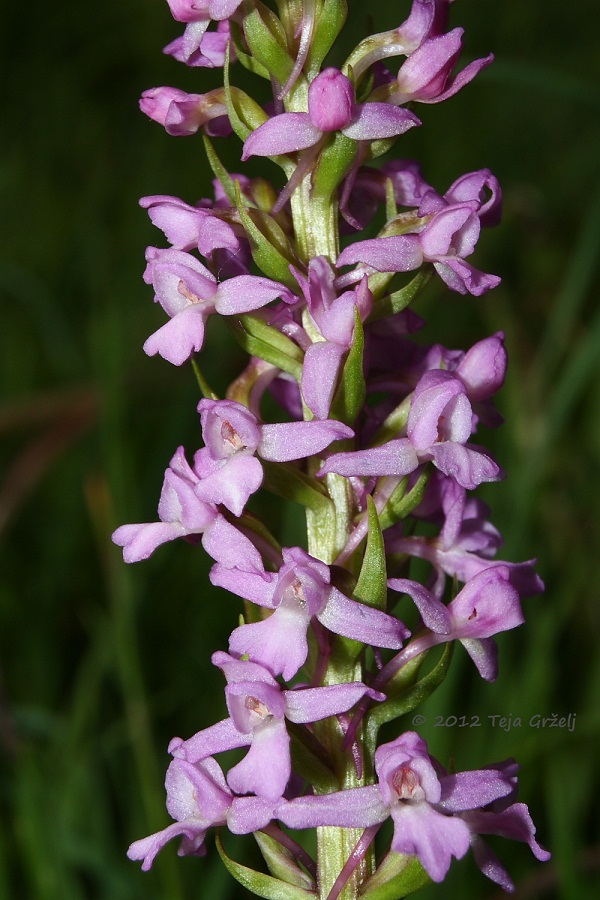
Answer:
[116, 1, 549, 897]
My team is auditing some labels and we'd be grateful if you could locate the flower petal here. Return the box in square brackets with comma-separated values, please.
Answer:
[300, 342, 346, 420]
[390, 802, 470, 882]
[388, 578, 452, 634]
[227, 719, 291, 801]
[143, 304, 208, 365]
[284, 682, 382, 724]
[259, 418, 353, 461]
[319, 439, 419, 478]
[228, 607, 311, 681]
[337, 235, 423, 273]
[317, 586, 410, 648]
[242, 113, 322, 159]
[342, 103, 420, 140]
[278, 785, 387, 829]
[215, 275, 292, 314]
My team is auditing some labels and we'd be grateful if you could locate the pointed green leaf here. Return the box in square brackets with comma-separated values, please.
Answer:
[261, 460, 333, 514]
[369, 270, 433, 323]
[229, 19, 270, 78]
[379, 470, 430, 531]
[202, 136, 238, 207]
[367, 643, 453, 732]
[312, 131, 357, 202]
[381, 213, 429, 239]
[251, 177, 282, 214]
[227, 318, 304, 380]
[385, 176, 398, 222]
[331, 308, 366, 425]
[366, 270, 400, 301]
[216, 833, 317, 900]
[254, 832, 316, 891]
[234, 181, 299, 287]
[306, 0, 348, 77]
[354, 496, 387, 611]
[224, 45, 269, 141]
[360, 851, 431, 899]
[237, 314, 303, 362]
[243, 1, 295, 86]
[191, 357, 219, 400]
[232, 311, 303, 378]
[368, 136, 398, 160]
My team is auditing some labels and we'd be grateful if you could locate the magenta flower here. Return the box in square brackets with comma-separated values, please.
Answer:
[320, 369, 501, 490]
[394, 28, 493, 104]
[165, 1, 243, 66]
[169, 653, 384, 801]
[242, 68, 420, 160]
[278, 732, 514, 883]
[292, 257, 373, 418]
[387, 475, 543, 599]
[112, 446, 218, 563]
[348, 1, 455, 82]
[337, 201, 501, 296]
[139, 86, 229, 136]
[164, 20, 232, 68]
[419, 167, 503, 228]
[193, 398, 353, 515]
[211, 545, 410, 680]
[127, 756, 275, 870]
[111, 446, 264, 570]
[139, 195, 242, 258]
[142, 247, 294, 365]
[372, 733, 512, 881]
[388, 564, 525, 680]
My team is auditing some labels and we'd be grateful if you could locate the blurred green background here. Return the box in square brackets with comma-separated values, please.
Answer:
[1, 1, 599, 897]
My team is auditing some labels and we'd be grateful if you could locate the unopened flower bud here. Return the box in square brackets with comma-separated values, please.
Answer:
[308, 68, 355, 132]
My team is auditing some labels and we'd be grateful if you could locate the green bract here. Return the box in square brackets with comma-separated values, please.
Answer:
[360, 853, 431, 900]
[229, 312, 303, 378]
[216, 834, 317, 900]
[244, 1, 296, 86]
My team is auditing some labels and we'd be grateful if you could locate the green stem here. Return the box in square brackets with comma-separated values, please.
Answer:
[291, 173, 339, 263]
[314, 654, 376, 899]
[291, 149, 370, 899]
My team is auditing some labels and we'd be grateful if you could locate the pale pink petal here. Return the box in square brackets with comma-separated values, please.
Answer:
[214, 275, 292, 314]
[227, 719, 291, 801]
[278, 785, 387, 830]
[242, 113, 322, 159]
[300, 342, 346, 420]
[337, 235, 423, 273]
[342, 103, 420, 140]
[259, 417, 353, 461]
[319, 439, 419, 478]
[143, 304, 208, 365]
[317, 587, 410, 648]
